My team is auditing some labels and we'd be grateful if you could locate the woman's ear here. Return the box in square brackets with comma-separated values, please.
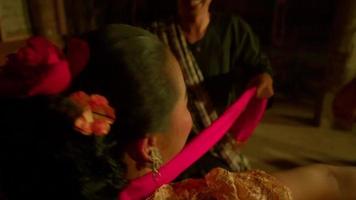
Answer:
[126, 135, 158, 169]
[137, 136, 158, 162]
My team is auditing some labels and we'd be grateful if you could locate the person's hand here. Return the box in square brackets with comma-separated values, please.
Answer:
[248, 73, 274, 99]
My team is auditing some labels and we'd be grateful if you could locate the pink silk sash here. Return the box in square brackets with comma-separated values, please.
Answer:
[118, 88, 267, 200]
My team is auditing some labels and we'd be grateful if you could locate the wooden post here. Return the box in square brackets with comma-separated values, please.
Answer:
[28, 0, 63, 47]
[327, 0, 356, 130]
[329, 0, 356, 88]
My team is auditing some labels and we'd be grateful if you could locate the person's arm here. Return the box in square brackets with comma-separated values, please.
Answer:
[230, 16, 274, 99]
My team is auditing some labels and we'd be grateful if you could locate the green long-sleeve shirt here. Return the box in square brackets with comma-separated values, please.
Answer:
[188, 13, 272, 112]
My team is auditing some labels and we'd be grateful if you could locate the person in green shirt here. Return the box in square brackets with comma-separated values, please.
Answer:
[150, 0, 274, 176]
[178, 0, 274, 112]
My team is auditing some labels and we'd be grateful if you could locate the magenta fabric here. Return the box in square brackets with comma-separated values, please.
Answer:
[118, 87, 267, 200]
[28, 60, 71, 96]
[0, 37, 72, 97]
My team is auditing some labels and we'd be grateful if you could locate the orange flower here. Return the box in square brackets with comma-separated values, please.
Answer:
[68, 91, 116, 136]
[69, 91, 90, 107]
[74, 116, 92, 136]
[74, 109, 93, 135]
[91, 118, 112, 136]
[90, 94, 109, 107]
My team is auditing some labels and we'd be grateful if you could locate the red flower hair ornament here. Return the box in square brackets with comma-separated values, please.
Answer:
[0, 36, 114, 136]
[0, 36, 89, 97]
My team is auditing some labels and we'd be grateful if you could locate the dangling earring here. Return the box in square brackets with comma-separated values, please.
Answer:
[149, 147, 163, 181]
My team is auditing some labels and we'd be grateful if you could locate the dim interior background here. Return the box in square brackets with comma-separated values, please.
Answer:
[0, 0, 355, 171]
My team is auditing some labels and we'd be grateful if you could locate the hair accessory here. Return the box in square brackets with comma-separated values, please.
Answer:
[0, 36, 90, 97]
[66, 37, 90, 77]
[0, 36, 71, 97]
[59, 91, 116, 136]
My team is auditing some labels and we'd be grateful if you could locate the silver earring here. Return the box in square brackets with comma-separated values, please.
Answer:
[149, 147, 163, 181]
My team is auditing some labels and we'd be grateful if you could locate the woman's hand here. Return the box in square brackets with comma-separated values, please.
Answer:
[248, 73, 274, 99]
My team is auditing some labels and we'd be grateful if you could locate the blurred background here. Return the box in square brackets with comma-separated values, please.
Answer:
[0, 0, 355, 172]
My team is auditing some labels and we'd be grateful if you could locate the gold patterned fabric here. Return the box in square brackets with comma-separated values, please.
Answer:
[148, 168, 293, 200]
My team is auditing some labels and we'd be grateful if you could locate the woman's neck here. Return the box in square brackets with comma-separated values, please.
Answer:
[179, 11, 210, 44]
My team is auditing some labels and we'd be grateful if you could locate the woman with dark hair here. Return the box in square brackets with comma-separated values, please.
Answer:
[0, 24, 187, 199]
[0, 24, 356, 200]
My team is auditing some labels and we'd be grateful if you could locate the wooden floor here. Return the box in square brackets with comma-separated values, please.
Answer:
[242, 100, 356, 173]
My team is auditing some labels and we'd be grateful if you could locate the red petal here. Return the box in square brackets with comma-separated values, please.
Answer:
[66, 38, 90, 77]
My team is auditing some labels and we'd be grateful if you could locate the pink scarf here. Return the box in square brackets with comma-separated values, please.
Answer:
[119, 87, 267, 200]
